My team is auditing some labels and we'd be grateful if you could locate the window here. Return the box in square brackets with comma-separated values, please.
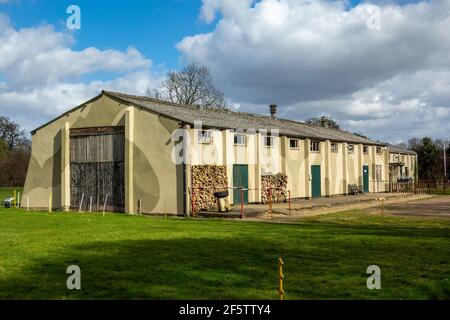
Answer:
[376, 146, 382, 154]
[363, 145, 369, 154]
[198, 130, 213, 144]
[234, 133, 246, 146]
[331, 142, 338, 152]
[310, 141, 320, 152]
[347, 144, 355, 153]
[264, 136, 274, 147]
[290, 139, 299, 150]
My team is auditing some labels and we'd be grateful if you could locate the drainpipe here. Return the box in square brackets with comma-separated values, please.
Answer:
[182, 123, 192, 217]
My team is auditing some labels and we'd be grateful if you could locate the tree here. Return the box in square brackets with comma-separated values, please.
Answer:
[353, 132, 368, 139]
[0, 116, 28, 150]
[147, 63, 226, 109]
[0, 147, 30, 187]
[410, 137, 440, 180]
[0, 116, 31, 187]
[306, 116, 340, 129]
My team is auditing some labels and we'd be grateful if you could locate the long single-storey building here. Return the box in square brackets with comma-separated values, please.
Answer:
[22, 91, 417, 215]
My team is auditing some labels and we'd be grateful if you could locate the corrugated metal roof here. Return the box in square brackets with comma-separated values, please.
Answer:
[104, 91, 387, 146]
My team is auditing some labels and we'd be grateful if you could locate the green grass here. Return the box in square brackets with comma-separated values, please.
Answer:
[0, 206, 449, 300]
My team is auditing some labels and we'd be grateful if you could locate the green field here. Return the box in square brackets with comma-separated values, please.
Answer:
[0, 198, 449, 299]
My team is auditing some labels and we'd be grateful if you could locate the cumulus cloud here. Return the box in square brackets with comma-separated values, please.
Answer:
[0, 13, 158, 132]
[178, 0, 450, 142]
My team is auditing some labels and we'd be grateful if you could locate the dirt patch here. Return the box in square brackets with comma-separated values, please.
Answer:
[375, 196, 450, 219]
[247, 194, 436, 223]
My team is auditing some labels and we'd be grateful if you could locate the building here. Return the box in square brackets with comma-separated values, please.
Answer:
[22, 91, 414, 215]
[387, 144, 418, 181]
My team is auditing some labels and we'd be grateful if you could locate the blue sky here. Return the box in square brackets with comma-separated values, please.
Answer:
[0, 0, 447, 143]
[1, 0, 214, 71]
[2, 0, 415, 70]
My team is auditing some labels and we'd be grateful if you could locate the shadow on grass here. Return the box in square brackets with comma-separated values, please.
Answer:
[0, 220, 449, 300]
[295, 220, 450, 239]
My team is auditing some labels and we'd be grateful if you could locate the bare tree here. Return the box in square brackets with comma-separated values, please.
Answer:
[0, 116, 31, 186]
[148, 63, 226, 109]
[0, 116, 29, 150]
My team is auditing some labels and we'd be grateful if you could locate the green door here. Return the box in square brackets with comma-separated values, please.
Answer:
[311, 165, 321, 198]
[233, 165, 249, 205]
[363, 165, 369, 193]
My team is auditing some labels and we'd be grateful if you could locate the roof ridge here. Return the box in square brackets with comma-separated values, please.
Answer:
[102, 90, 201, 111]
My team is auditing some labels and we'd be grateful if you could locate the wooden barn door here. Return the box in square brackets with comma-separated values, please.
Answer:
[70, 127, 125, 212]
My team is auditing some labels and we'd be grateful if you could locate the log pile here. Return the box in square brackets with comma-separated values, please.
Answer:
[191, 165, 228, 211]
[261, 174, 288, 204]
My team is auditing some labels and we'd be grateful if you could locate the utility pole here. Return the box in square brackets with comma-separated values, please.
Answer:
[444, 140, 448, 181]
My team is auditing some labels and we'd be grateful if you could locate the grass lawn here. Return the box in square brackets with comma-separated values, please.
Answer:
[0, 203, 449, 299]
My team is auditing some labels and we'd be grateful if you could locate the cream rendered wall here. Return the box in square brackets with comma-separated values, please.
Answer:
[346, 146, 359, 185]
[190, 129, 262, 204]
[362, 146, 371, 191]
[232, 132, 260, 203]
[191, 128, 224, 166]
[132, 107, 183, 215]
[308, 140, 324, 197]
[260, 135, 282, 175]
[405, 154, 416, 177]
[22, 95, 128, 210]
[22, 95, 182, 214]
[373, 147, 387, 192]
[329, 143, 344, 195]
[285, 138, 304, 198]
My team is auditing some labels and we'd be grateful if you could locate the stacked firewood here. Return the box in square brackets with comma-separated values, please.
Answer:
[261, 174, 288, 204]
[191, 165, 228, 211]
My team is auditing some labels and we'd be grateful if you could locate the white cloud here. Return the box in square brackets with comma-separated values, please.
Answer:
[0, 13, 159, 133]
[179, 0, 450, 142]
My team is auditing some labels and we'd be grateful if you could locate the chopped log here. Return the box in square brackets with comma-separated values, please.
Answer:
[261, 174, 288, 204]
[191, 165, 228, 211]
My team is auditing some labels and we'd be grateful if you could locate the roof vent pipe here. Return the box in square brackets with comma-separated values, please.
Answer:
[270, 104, 277, 119]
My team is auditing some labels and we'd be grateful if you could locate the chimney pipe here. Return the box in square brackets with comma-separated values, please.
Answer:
[270, 104, 277, 119]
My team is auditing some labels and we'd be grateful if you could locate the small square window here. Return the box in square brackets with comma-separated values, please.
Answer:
[376, 147, 382, 154]
[363, 145, 369, 154]
[264, 136, 274, 147]
[347, 144, 355, 153]
[198, 130, 213, 144]
[290, 139, 299, 150]
[234, 133, 246, 146]
[331, 143, 338, 152]
[311, 141, 320, 152]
